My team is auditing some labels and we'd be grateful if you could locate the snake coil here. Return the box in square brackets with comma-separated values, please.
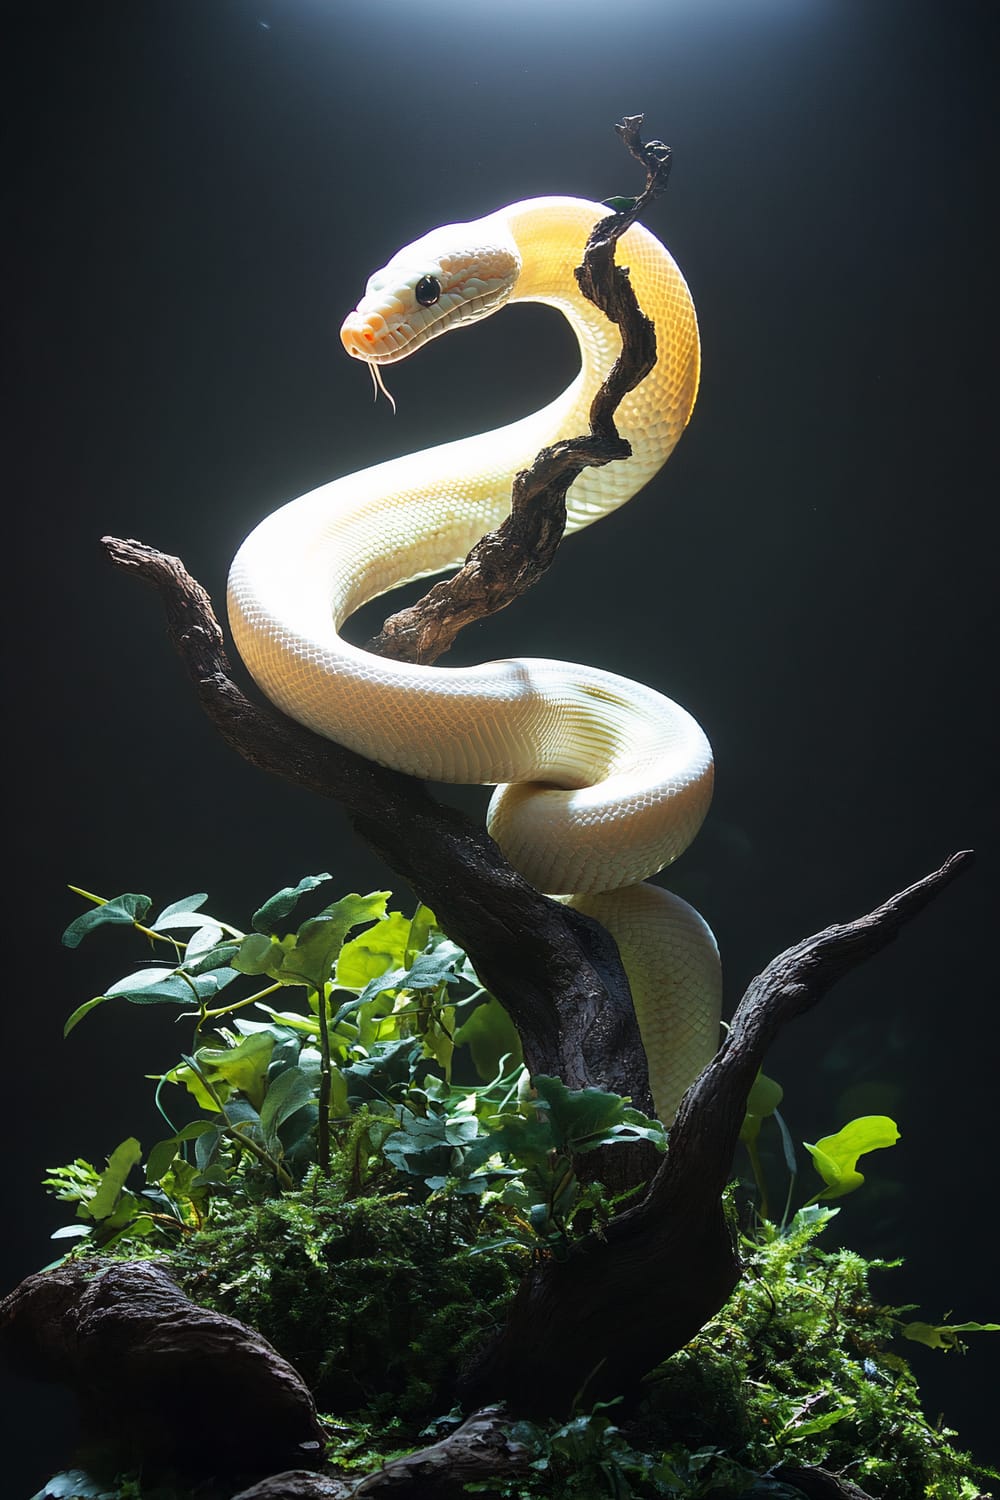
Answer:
[228, 197, 721, 1119]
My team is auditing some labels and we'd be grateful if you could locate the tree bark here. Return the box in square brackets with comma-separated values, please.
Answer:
[0, 1259, 325, 1473]
[458, 850, 971, 1414]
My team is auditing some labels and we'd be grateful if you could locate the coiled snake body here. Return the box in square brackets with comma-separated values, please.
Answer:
[228, 197, 721, 1119]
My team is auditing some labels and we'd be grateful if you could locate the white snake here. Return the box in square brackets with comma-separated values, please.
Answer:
[228, 197, 721, 1120]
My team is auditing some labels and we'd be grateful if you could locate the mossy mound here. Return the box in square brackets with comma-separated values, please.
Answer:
[151, 1200, 995, 1498]
[165, 1175, 525, 1430]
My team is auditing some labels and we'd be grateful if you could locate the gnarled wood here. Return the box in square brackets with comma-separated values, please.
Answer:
[459, 851, 972, 1413]
[363, 114, 670, 666]
[232, 1407, 531, 1499]
[99, 534, 652, 1115]
[0, 1259, 325, 1472]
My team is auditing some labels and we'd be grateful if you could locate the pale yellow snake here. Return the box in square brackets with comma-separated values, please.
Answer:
[228, 197, 721, 1119]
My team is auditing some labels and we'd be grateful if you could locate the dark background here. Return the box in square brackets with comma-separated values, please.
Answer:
[4, 1, 996, 1490]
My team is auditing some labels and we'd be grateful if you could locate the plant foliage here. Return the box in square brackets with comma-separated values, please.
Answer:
[36, 879, 998, 1499]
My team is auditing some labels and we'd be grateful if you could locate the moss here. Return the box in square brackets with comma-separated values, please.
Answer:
[164, 1170, 525, 1431]
[50, 1200, 996, 1499]
[135, 1197, 993, 1498]
[625, 1210, 997, 1499]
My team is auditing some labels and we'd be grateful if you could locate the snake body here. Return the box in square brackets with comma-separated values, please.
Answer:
[228, 197, 721, 1119]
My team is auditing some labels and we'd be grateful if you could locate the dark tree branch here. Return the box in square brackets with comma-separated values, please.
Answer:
[364, 114, 672, 666]
[459, 851, 973, 1415]
[227, 1453, 880, 1500]
[638, 848, 973, 1224]
[772, 1466, 878, 1500]
[231, 1408, 531, 1499]
[100, 534, 650, 1113]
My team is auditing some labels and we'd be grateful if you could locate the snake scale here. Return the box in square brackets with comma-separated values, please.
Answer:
[228, 197, 721, 1120]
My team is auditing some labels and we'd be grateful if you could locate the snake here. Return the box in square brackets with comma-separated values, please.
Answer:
[227, 196, 722, 1121]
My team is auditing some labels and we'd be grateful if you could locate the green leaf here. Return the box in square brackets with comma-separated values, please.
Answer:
[454, 995, 523, 1081]
[63, 995, 110, 1038]
[61, 892, 151, 948]
[601, 194, 637, 213]
[194, 1031, 276, 1108]
[780, 1400, 856, 1441]
[222, 1096, 263, 1138]
[30, 1469, 119, 1500]
[104, 964, 240, 1007]
[259, 1065, 314, 1149]
[185, 921, 224, 954]
[902, 1319, 1000, 1350]
[86, 1137, 142, 1221]
[160, 1060, 223, 1111]
[747, 1070, 784, 1118]
[233, 930, 282, 975]
[464, 1111, 558, 1175]
[529, 1074, 668, 1154]
[739, 1071, 784, 1147]
[335, 944, 465, 1028]
[405, 903, 438, 963]
[152, 892, 209, 928]
[773, 1107, 799, 1178]
[382, 1105, 466, 1180]
[421, 1002, 456, 1078]
[183, 940, 241, 975]
[145, 1121, 217, 1184]
[145, 1138, 179, 1185]
[336, 909, 413, 988]
[251, 873, 334, 934]
[803, 1115, 900, 1203]
[253, 1003, 320, 1038]
[343, 1037, 420, 1103]
[278, 891, 390, 991]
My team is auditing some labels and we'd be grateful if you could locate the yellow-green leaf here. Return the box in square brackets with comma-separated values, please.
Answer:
[279, 891, 390, 991]
[739, 1070, 784, 1147]
[194, 1032, 276, 1109]
[903, 1320, 1000, 1350]
[86, 1137, 142, 1221]
[336, 910, 412, 988]
[804, 1115, 899, 1203]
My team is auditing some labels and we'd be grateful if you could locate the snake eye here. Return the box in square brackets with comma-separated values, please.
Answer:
[415, 275, 441, 307]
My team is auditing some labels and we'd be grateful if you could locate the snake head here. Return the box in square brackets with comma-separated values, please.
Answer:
[340, 215, 521, 367]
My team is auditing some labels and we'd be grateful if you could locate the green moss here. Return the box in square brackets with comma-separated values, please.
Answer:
[164, 1168, 525, 1431]
[43, 1200, 997, 1500]
[44, 885, 997, 1497]
[118, 1197, 989, 1499]
[623, 1208, 997, 1500]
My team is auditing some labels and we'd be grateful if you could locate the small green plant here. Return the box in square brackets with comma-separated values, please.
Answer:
[41, 877, 998, 1500]
[48, 878, 664, 1264]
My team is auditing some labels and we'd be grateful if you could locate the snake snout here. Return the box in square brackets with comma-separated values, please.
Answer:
[340, 310, 381, 359]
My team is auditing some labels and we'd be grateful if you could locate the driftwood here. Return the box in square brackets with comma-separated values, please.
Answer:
[771, 1467, 882, 1500]
[231, 1408, 531, 1500]
[0, 1259, 325, 1472]
[458, 849, 971, 1413]
[365, 117, 667, 666]
[4, 119, 974, 1500]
